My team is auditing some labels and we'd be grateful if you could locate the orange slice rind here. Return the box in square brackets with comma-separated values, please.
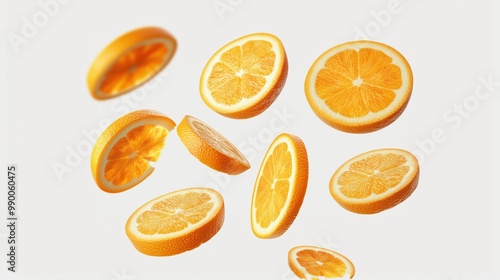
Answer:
[251, 133, 309, 238]
[176, 115, 250, 175]
[200, 32, 288, 119]
[305, 40, 413, 133]
[87, 26, 177, 100]
[125, 187, 224, 256]
[90, 109, 175, 193]
[288, 245, 355, 279]
[329, 148, 419, 214]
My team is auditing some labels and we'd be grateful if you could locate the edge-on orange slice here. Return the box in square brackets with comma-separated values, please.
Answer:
[251, 133, 308, 238]
[177, 115, 250, 175]
[90, 109, 175, 193]
[305, 40, 413, 133]
[200, 32, 288, 119]
[288, 245, 355, 279]
[87, 26, 177, 100]
[125, 187, 224, 256]
[329, 148, 419, 214]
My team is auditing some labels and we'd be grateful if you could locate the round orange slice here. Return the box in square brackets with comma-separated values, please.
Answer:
[288, 245, 355, 279]
[250, 133, 308, 238]
[200, 32, 288, 119]
[330, 148, 419, 214]
[176, 115, 250, 175]
[90, 109, 176, 193]
[305, 40, 413, 133]
[87, 26, 177, 100]
[125, 187, 224, 256]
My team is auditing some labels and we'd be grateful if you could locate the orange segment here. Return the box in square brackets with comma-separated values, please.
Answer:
[288, 246, 355, 279]
[200, 33, 288, 119]
[87, 26, 177, 100]
[125, 187, 224, 256]
[251, 133, 308, 238]
[176, 115, 250, 175]
[305, 40, 413, 133]
[329, 148, 419, 214]
[90, 109, 176, 193]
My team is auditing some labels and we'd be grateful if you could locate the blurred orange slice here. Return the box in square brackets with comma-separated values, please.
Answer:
[305, 40, 413, 133]
[176, 115, 250, 175]
[200, 33, 288, 119]
[330, 148, 419, 214]
[87, 26, 176, 100]
[90, 109, 175, 193]
[125, 187, 224, 256]
[288, 245, 355, 279]
[251, 133, 308, 238]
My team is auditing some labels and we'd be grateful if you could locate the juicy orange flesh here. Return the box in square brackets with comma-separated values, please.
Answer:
[296, 249, 347, 278]
[104, 124, 168, 186]
[136, 192, 213, 235]
[100, 42, 168, 95]
[207, 40, 275, 105]
[316, 48, 402, 118]
[338, 153, 409, 198]
[255, 142, 291, 228]
[191, 119, 245, 161]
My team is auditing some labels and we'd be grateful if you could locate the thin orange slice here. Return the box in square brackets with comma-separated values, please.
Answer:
[90, 109, 175, 193]
[330, 148, 419, 214]
[125, 187, 224, 256]
[200, 33, 288, 119]
[288, 245, 355, 279]
[305, 40, 413, 133]
[87, 26, 177, 100]
[250, 133, 308, 238]
[176, 115, 250, 175]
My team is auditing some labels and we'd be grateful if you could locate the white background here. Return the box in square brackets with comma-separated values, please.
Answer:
[1, 0, 499, 279]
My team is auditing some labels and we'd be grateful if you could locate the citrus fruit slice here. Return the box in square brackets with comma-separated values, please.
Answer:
[87, 26, 177, 100]
[200, 32, 288, 119]
[305, 40, 413, 133]
[176, 115, 250, 175]
[329, 148, 419, 214]
[288, 245, 355, 279]
[250, 133, 308, 238]
[125, 187, 224, 256]
[90, 109, 175, 193]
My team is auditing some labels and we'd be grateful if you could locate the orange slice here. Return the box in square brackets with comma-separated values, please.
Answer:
[90, 109, 175, 193]
[250, 133, 308, 238]
[305, 40, 413, 133]
[176, 115, 250, 175]
[288, 245, 355, 279]
[125, 187, 224, 256]
[87, 26, 177, 100]
[200, 33, 288, 119]
[329, 148, 419, 214]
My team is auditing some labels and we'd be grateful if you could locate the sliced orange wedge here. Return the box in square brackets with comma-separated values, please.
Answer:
[87, 26, 177, 100]
[305, 40, 413, 133]
[125, 187, 224, 256]
[176, 115, 250, 175]
[90, 109, 175, 193]
[288, 245, 355, 279]
[200, 32, 288, 119]
[250, 133, 308, 238]
[329, 148, 419, 214]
